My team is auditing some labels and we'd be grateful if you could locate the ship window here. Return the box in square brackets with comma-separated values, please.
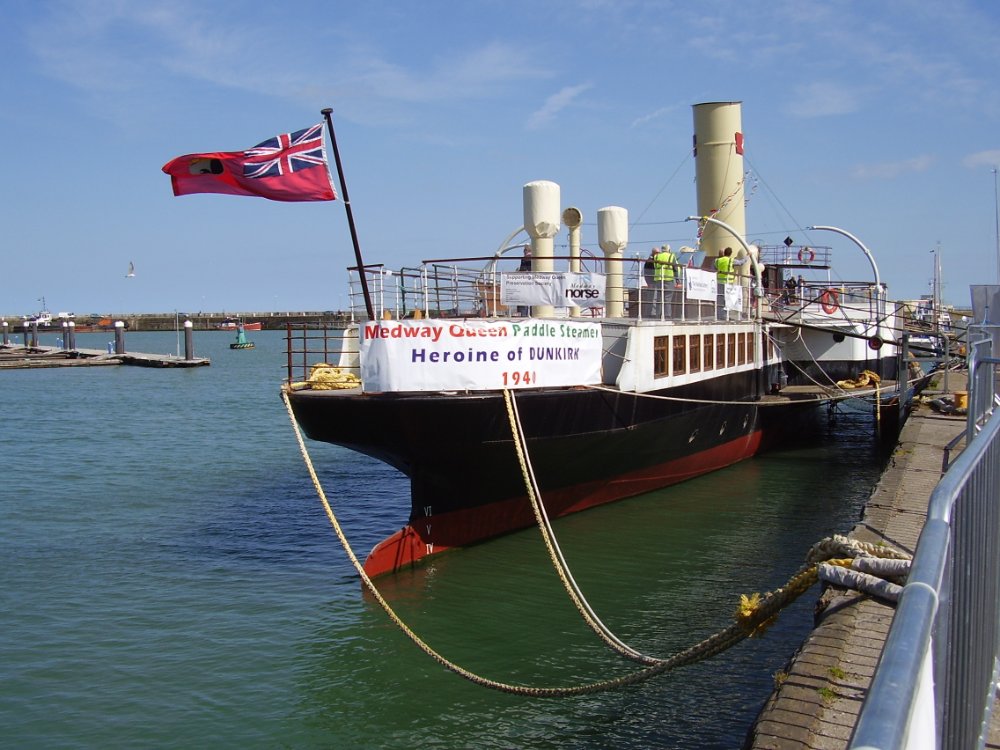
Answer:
[728, 333, 736, 366]
[745, 332, 753, 363]
[653, 335, 669, 377]
[737, 332, 746, 365]
[689, 334, 701, 373]
[673, 335, 686, 375]
[717, 333, 726, 368]
[704, 334, 714, 370]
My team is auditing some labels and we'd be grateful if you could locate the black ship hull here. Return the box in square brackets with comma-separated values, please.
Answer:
[287, 366, 832, 576]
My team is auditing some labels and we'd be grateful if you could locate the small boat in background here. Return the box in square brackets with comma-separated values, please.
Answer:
[230, 323, 255, 350]
[217, 317, 262, 331]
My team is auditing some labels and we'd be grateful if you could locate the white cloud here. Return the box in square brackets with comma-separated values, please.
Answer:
[631, 106, 674, 129]
[526, 84, 592, 130]
[786, 82, 862, 118]
[851, 155, 934, 180]
[963, 150, 1000, 169]
[26, 1, 547, 109]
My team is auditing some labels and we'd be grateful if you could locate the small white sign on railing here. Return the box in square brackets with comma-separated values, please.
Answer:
[360, 319, 603, 392]
[685, 267, 716, 302]
[500, 272, 606, 308]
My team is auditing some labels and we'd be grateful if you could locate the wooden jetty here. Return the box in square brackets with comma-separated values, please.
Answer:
[745, 370, 1000, 749]
[0, 345, 209, 369]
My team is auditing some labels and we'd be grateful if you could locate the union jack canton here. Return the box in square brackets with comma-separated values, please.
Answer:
[243, 124, 328, 179]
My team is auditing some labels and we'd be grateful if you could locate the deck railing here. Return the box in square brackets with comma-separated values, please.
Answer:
[284, 323, 358, 384]
[341, 254, 887, 325]
[850, 333, 1000, 750]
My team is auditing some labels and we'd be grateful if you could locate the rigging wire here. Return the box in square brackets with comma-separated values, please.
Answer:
[629, 150, 692, 230]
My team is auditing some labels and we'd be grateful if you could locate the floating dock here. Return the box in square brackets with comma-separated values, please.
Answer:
[745, 370, 1000, 749]
[0, 345, 209, 369]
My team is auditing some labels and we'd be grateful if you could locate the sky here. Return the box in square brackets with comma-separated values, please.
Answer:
[3, 0, 1000, 317]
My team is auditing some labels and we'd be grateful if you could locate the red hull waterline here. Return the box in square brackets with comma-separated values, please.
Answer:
[363, 429, 764, 577]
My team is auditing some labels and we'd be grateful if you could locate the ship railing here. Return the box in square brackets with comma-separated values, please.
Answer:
[763, 280, 887, 325]
[850, 334, 1000, 750]
[343, 253, 760, 322]
[757, 242, 834, 270]
[284, 322, 360, 385]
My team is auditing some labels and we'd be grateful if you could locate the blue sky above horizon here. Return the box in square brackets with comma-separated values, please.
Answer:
[3, 0, 1000, 315]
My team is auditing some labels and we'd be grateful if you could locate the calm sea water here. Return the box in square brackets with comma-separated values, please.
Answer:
[1, 329, 890, 749]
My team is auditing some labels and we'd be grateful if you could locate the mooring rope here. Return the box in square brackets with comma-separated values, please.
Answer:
[503, 389, 659, 665]
[283, 386, 911, 697]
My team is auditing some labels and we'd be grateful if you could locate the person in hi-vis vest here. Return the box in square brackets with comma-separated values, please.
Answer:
[651, 244, 680, 319]
[714, 247, 746, 320]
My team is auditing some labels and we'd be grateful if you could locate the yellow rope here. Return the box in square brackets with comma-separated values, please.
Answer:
[503, 389, 659, 664]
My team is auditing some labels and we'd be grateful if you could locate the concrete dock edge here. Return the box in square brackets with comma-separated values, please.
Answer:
[745, 372, 1000, 750]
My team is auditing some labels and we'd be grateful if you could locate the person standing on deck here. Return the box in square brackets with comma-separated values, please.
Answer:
[715, 247, 746, 320]
[651, 244, 679, 319]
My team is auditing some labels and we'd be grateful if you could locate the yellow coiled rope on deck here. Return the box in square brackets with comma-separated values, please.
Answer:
[283, 385, 908, 697]
[836, 369, 882, 390]
[288, 363, 360, 391]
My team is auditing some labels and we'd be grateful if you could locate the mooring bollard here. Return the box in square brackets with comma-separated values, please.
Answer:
[61, 321, 70, 350]
[184, 320, 194, 361]
[67, 321, 76, 350]
[2, 320, 8, 346]
[30, 321, 38, 348]
[114, 321, 125, 354]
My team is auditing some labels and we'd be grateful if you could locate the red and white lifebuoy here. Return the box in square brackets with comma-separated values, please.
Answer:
[798, 246, 815, 263]
[818, 288, 839, 314]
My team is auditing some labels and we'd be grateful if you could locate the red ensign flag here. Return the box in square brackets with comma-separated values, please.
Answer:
[162, 123, 336, 202]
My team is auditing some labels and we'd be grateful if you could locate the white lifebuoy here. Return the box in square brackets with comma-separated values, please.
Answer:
[798, 246, 815, 263]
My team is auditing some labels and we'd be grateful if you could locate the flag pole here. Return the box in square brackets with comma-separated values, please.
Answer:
[322, 108, 375, 320]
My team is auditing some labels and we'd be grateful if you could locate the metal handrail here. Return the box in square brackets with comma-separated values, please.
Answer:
[851, 335, 1000, 750]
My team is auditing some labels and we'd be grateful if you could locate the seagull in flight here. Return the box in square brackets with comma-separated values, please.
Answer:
[126, 261, 135, 278]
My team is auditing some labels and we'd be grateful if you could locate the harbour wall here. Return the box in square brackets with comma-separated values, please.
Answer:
[1, 311, 352, 332]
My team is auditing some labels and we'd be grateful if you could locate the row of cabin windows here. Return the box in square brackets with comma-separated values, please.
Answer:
[653, 331, 775, 378]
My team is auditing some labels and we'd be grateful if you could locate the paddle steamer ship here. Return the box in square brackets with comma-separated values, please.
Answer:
[284, 102, 905, 577]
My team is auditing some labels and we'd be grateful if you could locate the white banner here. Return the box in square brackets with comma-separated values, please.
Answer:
[724, 283, 743, 312]
[501, 272, 605, 308]
[684, 267, 716, 302]
[360, 319, 603, 392]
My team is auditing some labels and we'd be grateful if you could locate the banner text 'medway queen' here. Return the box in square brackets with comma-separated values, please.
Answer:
[362, 320, 600, 342]
[359, 319, 603, 392]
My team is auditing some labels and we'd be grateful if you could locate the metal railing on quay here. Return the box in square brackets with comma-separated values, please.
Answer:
[851, 332, 1000, 750]
[966, 326, 1000, 441]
